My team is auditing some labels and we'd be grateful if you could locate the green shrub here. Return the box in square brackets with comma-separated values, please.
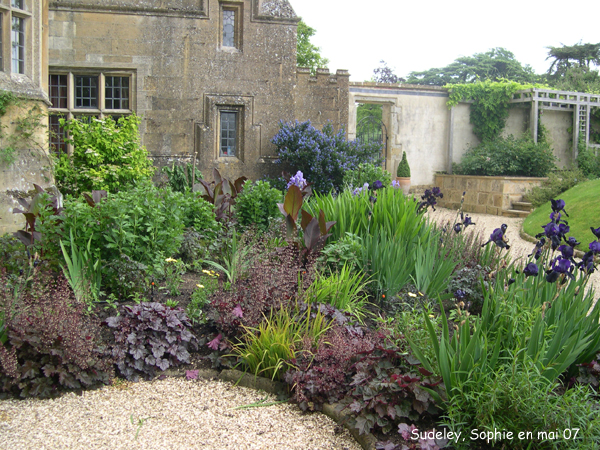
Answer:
[576, 142, 600, 179]
[0, 234, 28, 277]
[445, 357, 600, 449]
[453, 134, 556, 177]
[524, 169, 585, 207]
[54, 114, 155, 196]
[59, 183, 217, 270]
[318, 232, 363, 272]
[186, 272, 219, 325]
[342, 163, 391, 190]
[235, 180, 282, 231]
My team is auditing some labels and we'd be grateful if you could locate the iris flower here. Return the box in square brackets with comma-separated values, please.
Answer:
[482, 224, 510, 250]
[550, 199, 569, 217]
[523, 262, 539, 277]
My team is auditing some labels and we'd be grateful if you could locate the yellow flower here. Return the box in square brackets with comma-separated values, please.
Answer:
[202, 269, 211, 275]
[196, 284, 205, 289]
[165, 257, 177, 263]
[408, 292, 417, 298]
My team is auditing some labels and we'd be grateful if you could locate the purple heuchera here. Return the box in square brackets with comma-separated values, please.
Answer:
[286, 170, 307, 190]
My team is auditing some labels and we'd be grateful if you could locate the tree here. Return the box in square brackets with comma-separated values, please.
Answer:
[546, 42, 600, 77]
[405, 48, 538, 86]
[296, 20, 329, 74]
[372, 60, 404, 83]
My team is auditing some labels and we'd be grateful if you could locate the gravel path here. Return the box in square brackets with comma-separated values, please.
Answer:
[0, 377, 361, 450]
[1, 209, 597, 450]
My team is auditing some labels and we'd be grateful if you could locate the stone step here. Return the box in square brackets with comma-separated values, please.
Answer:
[502, 209, 531, 218]
[512, 201, 533, 212]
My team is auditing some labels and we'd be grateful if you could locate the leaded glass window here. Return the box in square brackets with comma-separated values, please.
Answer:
[11, 16, 25, 74]
[75, 76, 98, 108]
[220, 111, 237, 156]
[50, 75, 68, 109]
[105, 76, 130, 110]
[223, 9, 235, 48]
[49, 115, 67, 154]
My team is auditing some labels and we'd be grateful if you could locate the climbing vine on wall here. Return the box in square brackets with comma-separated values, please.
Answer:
[0, 90, 47, 165]
[446, 80, 541, 142]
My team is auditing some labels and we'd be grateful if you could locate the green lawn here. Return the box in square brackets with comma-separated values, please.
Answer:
[523, 178, 600, 249]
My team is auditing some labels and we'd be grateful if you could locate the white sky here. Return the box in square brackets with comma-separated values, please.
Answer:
[290, 0, 600, 82]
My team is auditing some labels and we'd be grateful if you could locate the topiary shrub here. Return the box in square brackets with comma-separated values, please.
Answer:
[0, 269, 114, 398]
[106, 302, 198, 381]
[235, 180, 282, 232]
[396, 151, 411, 178]
[453, 134, 556, 177]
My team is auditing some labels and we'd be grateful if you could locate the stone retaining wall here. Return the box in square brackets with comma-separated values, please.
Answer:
[434, 174, 546, 215]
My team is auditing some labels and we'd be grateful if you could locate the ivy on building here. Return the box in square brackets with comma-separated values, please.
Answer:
[0, 90, 47, 165]
[446, 80, 546, 142]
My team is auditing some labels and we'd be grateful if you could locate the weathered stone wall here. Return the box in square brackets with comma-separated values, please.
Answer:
[434, 174, 546, 215]
[48, 0, 348, 182]
[0, 101, 53, 234]
[0, 0, 53, 234]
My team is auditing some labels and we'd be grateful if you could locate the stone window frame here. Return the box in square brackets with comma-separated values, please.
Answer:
[48, 69, 136, 154]
[204, 94, 253, 163]
[219, 1, 243, 52]
[0, 0, 32, 75]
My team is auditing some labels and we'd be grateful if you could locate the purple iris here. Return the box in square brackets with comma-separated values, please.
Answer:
[553, 257, 572, 274]
[590, 241, 600, 254]
[454, 223, 462, 233]
[524, 262, 539, 277]
[558, 244, 574, 259]
[567, 237, 580, 247]
[591, 227, 600, 240]
[455, 289, 466, 299]
[550, 212, 561, 223]
[558, 223, 570, 236]
[550, 199, 568, 216]
[286, 171, 307, 190]
[372, 180, 384, 190]
[482, 224, 510, 250]
[543, 222, 559, 237]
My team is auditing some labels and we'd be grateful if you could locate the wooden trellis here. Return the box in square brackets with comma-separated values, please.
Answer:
[511, 89, 600, 157]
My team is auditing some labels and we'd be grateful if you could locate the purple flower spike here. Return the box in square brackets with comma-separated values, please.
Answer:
[524, 262, 539, 277]
[286, 171, 307, 190]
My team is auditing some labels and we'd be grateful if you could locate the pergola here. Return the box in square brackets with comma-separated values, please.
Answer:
[511, 88, 600, 156]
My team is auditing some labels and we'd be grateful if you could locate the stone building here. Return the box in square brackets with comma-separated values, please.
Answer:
[47, 0, 349, 181]
[0, 0, 52, 234]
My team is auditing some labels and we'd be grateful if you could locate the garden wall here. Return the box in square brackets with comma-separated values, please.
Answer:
[434, 174, 546, 215]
